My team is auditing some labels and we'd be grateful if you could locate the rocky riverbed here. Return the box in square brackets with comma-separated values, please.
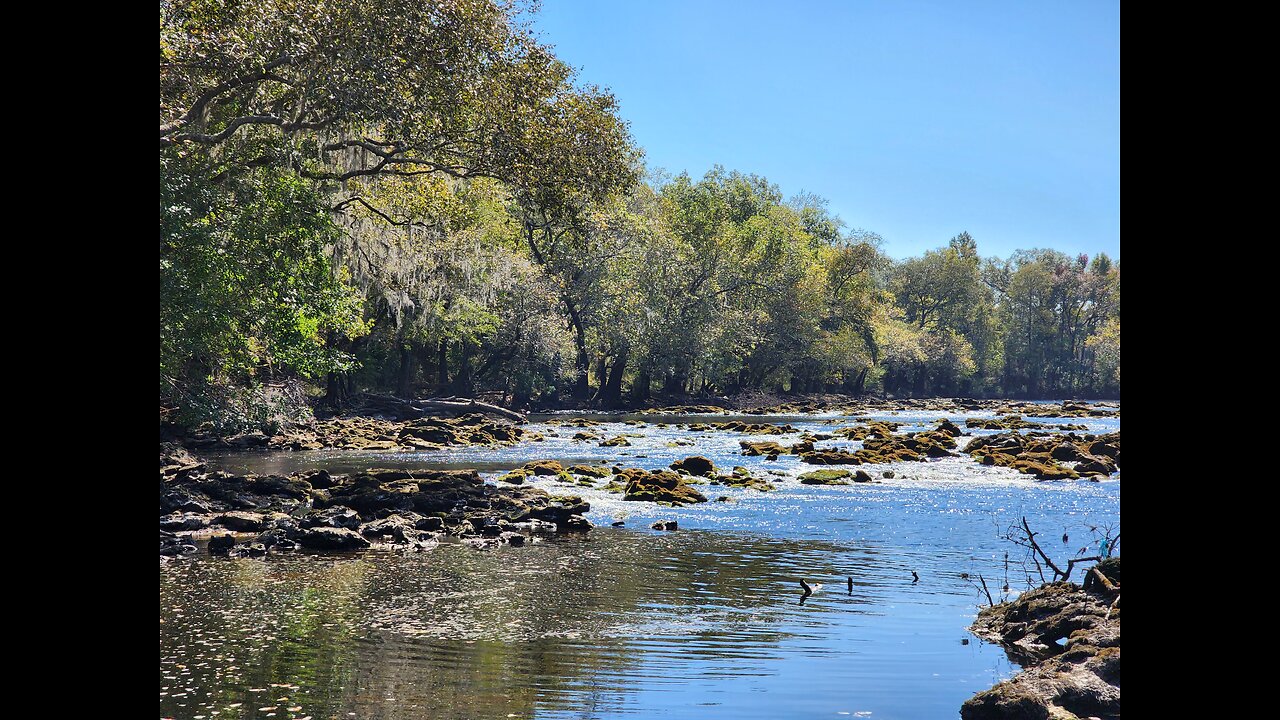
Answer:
[160, 444, 593, 558]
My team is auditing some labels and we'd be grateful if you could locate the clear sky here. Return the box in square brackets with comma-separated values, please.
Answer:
[529, 0, 1119, 261]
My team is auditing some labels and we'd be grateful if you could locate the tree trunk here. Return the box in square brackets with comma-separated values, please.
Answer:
[325, 371, 347, 407]
[852, 367, 868, 394]
[601, 344, 629, 407]
[592, 355, 607, 400]
[664, 370, 686, 394]
[396, 344, 414, 400]
[451, 342, 473, 395]
[565, 300, 591, 399]
[417, 344, 437, 393]
[634, 369, 651, 401]
[436, 339, 449, 389]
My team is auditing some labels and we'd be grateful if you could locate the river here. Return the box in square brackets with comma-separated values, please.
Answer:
[160, 405, 1120, 720]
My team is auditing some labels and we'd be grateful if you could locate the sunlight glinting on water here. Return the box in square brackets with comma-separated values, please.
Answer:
[165, 407, 1118, 720]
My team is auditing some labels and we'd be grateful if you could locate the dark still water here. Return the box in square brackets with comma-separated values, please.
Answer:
[162, 408, 1119, 719]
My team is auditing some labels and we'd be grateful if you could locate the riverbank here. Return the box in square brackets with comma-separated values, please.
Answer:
[962, 558, 1121, 720]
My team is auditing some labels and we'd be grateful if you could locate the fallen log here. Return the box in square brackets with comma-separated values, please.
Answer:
[412, 397, 527, 423]
[352, 393, 527, 423]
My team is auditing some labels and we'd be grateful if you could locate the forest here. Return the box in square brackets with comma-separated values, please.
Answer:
[160, 0, 1120, 434]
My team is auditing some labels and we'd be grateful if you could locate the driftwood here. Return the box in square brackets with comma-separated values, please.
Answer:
[355, 393, 527, 423]
[1084, 566, 1120, 595]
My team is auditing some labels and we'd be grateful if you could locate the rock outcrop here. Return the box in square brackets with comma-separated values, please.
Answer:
[963, 558, 1120, 720]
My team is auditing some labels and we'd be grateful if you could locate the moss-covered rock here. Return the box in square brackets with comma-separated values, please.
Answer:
[497, 469, 528, 484]
[522, 460, 564, 476]
[1011, 459, 1080, 481]
[619, 468, 709, 505]
[799, 469, 852, 484]
[799, 450, 862, 465]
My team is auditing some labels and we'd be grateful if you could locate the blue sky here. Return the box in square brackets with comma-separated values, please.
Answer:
[529, 0, 1119, 261]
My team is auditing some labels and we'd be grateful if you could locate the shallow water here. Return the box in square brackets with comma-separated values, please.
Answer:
[162, 408, 1119, 720]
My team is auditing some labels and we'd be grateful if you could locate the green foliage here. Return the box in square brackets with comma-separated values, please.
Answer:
[160, 152, 368, 425]
[159, 2, 1118, 425]
[160, 155, 369, 380]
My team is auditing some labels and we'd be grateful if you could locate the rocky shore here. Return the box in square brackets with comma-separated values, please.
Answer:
[963, 558, 1121, 720]
[160, 444, 592, 559]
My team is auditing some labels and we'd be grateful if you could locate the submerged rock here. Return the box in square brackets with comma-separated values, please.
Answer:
[160, 512, 209, 532]
[207, 534, 236, 555]
[302, 505, 362, 530]
[213, 511, 270, 532]
[712, 468, 775, 492]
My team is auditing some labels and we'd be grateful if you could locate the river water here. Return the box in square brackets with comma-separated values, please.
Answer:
[160, 406, 1119, 720]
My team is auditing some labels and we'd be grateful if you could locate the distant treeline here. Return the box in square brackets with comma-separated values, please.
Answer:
[160, 0, 1118, 432]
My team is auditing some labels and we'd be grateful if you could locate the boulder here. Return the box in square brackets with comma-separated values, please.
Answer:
[670, 456, 716, 477]
[800, 450, 862, 465]
[523, 460, 564, 476]
[208, 534, 236, 555]
[740, 441, 788, 456]
[619, 469, 708, 505]
[159, 512, 209, 532]
[302, 506, 363, 530]
[213, 511, 270, 532]
[297, 527, 371, 551]
[936, 418, 964, 437]
[1011, 460, 1080, 481]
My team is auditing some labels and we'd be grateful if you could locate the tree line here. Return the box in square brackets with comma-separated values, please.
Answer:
[160, 0, 1119, 432]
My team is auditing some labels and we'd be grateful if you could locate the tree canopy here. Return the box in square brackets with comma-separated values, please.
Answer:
[160, 1, 1119, 432]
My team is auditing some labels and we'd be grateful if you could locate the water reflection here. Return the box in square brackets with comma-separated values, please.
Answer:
[161, 529, 1014, 720]
[168, 407, 1117, 719]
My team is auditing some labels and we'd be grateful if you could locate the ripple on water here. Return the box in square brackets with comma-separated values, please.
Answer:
[167, 407, 1118, 720]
